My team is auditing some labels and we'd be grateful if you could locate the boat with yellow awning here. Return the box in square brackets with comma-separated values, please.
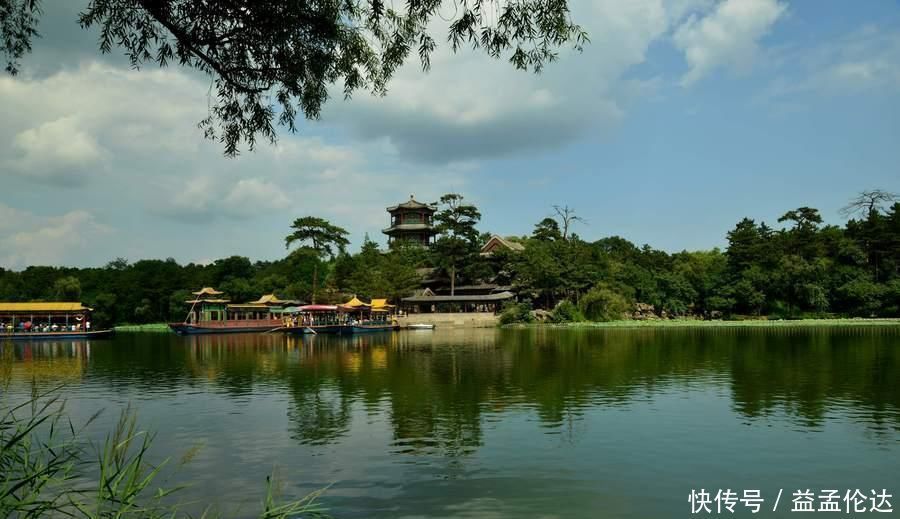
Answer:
[278, 296, 398, 334]
[0, 302, 114, 340]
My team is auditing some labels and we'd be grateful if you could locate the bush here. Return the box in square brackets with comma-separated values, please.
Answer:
[550, 300, 584, 323]
[499, 301, 535, 324]
[579, 286, 632, 322]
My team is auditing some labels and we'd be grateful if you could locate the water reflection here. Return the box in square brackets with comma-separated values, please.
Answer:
[3, 327, 898, 448]
[3, 327, 899, 517]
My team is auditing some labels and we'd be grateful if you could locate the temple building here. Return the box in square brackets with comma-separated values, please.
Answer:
[383, 195, 438, 247]
[480, 234, 526, 256]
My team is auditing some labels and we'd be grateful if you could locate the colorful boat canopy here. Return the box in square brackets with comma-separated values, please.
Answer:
[299, 305, 339, 312]
[192, 287, 224, 296]
[0, 302, 90, 313]
[370, 298, 395, 309]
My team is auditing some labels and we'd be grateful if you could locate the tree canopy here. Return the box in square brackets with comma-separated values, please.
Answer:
[2, 190, 899, 326]
[285, 215, 349, 303]
[0, 0, 586, 155]
[432, 193, 483, 295]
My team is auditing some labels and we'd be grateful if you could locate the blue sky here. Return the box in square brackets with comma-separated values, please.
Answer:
[1, 0, 898, 268]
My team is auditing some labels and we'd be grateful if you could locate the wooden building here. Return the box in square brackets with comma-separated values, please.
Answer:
[383, 195, 438, 247]
[480, 234, 526, 256]
[401, 289, 515, 314]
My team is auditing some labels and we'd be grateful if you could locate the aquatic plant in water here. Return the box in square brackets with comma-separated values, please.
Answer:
[1, 386, 330, 518]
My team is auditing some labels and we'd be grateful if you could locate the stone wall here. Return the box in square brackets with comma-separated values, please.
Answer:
[397, 312, 499, 328]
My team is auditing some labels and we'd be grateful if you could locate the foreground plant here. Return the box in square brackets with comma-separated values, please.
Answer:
[1, 387, 330, 518]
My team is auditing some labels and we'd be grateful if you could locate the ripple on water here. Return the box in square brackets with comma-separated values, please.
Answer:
[3, 328, 900, 518]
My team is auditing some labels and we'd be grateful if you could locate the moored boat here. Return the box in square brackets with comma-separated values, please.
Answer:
[0, 302, 114, 340]
[2, 329, 114, 341]
[168, 321, 284, 335]
[278, 297, 399, 335]
[280, 305, 351, 335]
[169, 288, 298, 335]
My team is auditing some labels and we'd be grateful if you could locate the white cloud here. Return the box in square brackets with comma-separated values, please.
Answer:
[758, 25, 900, 104]
[0, 204, 111, 268]
[325, 0, 700, 162]
[222, 178, 290, 216]
[7, 116, 106, 186]
[674, 0, 787, 85]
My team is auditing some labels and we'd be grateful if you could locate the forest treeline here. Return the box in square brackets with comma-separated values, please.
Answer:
[1, 191, 898, 326]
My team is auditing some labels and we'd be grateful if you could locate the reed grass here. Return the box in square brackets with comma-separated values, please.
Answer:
[1, 387, 331, 518]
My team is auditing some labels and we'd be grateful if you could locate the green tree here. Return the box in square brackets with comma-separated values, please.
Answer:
[347, 235, 389, 298]
[213, 256, 254, 284]
[220, 277, 255, 304]
[578, 284, 632, 322]
[512, 239, 564, 308]
[381, 250, 422, 303]
[53, 276, 82, 301]
[532, 217, 562, 242]
[2, 0, 586, 155]
[778, 207, 824, 261]
[90, 292, 119, 327]
[285, 216, 350, 303]
[433, 194, 482, 296]
[726, 218, 767, 273]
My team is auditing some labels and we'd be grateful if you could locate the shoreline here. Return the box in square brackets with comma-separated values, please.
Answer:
[504, 318, 900, 329]
[114, 323, 172, 332]
[110, 318, 900, 332]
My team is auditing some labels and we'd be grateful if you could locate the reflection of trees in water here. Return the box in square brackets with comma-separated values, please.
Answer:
[287, 384, 353, 445]
[726, 327, 900, 429]
[6, 327, 898, 450]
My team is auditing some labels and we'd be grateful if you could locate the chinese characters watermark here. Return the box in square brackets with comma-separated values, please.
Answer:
[689, 489, 893, 514]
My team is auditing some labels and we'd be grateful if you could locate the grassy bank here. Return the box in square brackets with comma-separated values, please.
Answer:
[113, 323, 172, 332]
[505, 318, 900, 329]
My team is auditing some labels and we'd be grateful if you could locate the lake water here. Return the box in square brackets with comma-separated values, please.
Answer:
[1, 327, 898, 518]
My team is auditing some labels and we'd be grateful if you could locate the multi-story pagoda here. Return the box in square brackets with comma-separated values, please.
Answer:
[383, 195, 438, 247]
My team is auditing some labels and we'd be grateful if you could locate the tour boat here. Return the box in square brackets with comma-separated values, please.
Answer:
[168, 288, 295, 335]
[279, 298, 399, 335]
[168, 321, 285, 335]
[0, 302, 115, 341]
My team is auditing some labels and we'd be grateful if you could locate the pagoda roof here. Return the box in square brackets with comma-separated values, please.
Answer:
[192, 287, 224, 296]
[382, 223, 437, 235]
[0, 302, 90, 313]
[387, 195, 437, 213]
[342, 296, 371, 308]
[370, 298, 395, 309]
[184, 298, 230, 304]
[480, 235, 525, 255]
